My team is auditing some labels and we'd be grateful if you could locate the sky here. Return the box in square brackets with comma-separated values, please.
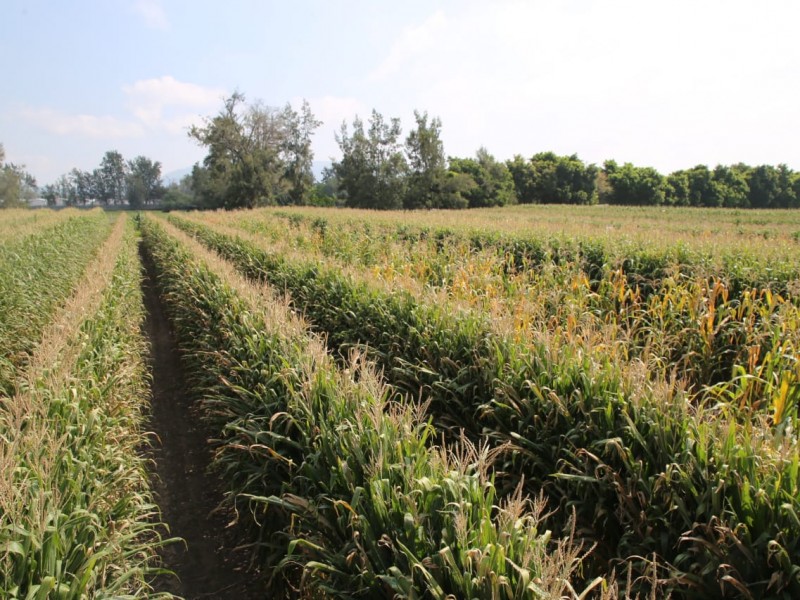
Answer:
[2, 0, 799, 185]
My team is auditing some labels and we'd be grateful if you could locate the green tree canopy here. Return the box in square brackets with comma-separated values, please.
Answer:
[404, 111, 448, 209]
[126, 155, 163, 208]
[603, 160, 666, 206]
[93, 150, 127, 205]
[189, 92, 320, 209]
[507, 152, 597, 204]
[712, 164, 749, 208]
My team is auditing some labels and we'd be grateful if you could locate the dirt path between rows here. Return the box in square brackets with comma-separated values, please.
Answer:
[140, 244, 266, 599]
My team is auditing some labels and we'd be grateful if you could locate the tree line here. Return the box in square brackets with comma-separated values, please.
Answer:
[18, 93, 800, 210]
[40, 151, 163, 208]
[601, 161, 800, 209]
[169, 95, 800, 211]
[322, 110, 800, 210]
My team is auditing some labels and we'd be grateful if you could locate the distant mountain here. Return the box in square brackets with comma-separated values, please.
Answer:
[162, 166, 193, 185]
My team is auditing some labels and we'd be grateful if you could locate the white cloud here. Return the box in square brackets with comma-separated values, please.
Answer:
[131, 0, 169, 30]
[123, 76, 225, 112]
[123, 75, 226, 132]
[18, 77, 226, 143]
[19, 108, 145, 138]
[370, 10, 447, 82]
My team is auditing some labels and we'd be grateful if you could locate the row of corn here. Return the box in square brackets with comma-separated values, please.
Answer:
[139, 214, 611, 598]
[0, 209, 112, 396]
[263, 209, 800, 298]
[169, 211, 800, 599]
[187, 209, 799, 414]
[0, 209, 70, 244]
[1, 213, 169, 598]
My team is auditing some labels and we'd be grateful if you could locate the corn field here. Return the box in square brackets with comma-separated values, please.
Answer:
[1, 205, 798, 599]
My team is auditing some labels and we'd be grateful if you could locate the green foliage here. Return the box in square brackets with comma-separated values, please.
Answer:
[93, 150, 127, 205]
[712, 164, 750, 208]
[746, 164, 800, 209]
[126, 155, 163, 207]
[448, 147, 516, 207]
[41, 152, 164, 207]
[161, 173, 196, 209]
[404, 110, 452, 209]
[603, 160, 666, 205]
[617, 160, 800, 209]
[0, 144, 37, 208]
[507, 152, 597, 205]
[0, 211, 110, 394]
[172, 211, 800, 598]
[0, 216, 170, 597]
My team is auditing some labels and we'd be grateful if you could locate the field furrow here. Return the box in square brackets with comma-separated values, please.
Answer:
[2, 202, 796, 599]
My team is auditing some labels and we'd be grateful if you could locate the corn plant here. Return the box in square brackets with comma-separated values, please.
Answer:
[0, 208, 68, 243]
[170, 213, 800, 598]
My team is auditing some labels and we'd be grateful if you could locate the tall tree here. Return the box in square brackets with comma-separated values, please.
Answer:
[506, 155, 538, 204]
[189, 92, 320, 209]
[747, 165, 781, 209]
[69, 168, 93, 205]
[404, 111, 449, 209]
[332, 110, 407, 209]
[448, 148, 516, 208]
[162, 172, 197, 209]
[126, 155, 163, 207]
[603, 160, 666, 206]
[40, 183, 58, 207]
[712, 164, 749, 208]
[775, 164, 798, 208]
[0, 144, 37, 208]
[282, 99, 322, 205]
[40, 173, 73, 206]
[94, 150, 127, 205]
[520, 152, 597, 204]
[665, 170, 690, 206]
[683, 165, 722, 207]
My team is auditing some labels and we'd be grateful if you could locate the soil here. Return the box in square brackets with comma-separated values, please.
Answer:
[140, 244, 266, 599]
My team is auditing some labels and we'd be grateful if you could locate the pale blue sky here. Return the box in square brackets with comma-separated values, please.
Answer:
[3, 0, 799, 184]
